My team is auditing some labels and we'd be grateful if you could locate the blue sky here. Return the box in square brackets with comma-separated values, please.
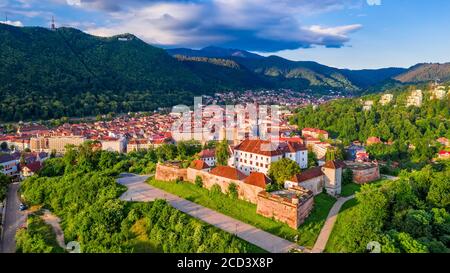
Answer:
[1, 0, 449, 69]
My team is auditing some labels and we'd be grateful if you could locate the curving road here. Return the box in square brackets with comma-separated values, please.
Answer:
[117, 174, 304, 253]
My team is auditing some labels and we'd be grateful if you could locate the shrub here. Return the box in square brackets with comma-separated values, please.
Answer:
[209, 184, 223, 196]
[195, 176, 203, 188]
[227, 183, 238, 199]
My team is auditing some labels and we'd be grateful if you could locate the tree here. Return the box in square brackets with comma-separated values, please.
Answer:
[20, 154, 26, 166]
[268, 158, 301, 186]
[227, 183, 238, 199]
[0, 172, 11, 201]
[307, 151, 318, 168]
[0, 142, 7, 150]
[325, 148, 335, 161]
[427, 172, 450, 208]
[215, 139, 229, 166]
[342, 168, 353, 185]
[340, 184, 389, 252]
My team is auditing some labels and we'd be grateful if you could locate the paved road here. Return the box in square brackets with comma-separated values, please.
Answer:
[311, 195, 355, 253]
[117, 175, 302, 253]
[0, 182, 27, 253]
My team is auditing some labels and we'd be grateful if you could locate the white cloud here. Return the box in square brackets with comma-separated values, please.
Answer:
[367, 0, 381, 6]
[79, 0, 364, 51]
[0, 20, 24, 27]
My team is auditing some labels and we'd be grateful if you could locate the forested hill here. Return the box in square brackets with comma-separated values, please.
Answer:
[0, 24, 220, 121]
[0, 24, 210, 94]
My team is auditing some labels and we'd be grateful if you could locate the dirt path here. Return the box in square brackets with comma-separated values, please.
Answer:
[41, 209, 66, 249]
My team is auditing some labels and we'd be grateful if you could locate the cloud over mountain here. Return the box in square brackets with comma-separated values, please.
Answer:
[66, 0, 363, 51]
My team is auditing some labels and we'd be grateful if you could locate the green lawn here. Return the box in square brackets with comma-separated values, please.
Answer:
[341, 179, 389, 197]
[149, 179, 336, 247]
[325, 198, 358, 253]
[340, 183, 361, 197]
[296, 193, 337, 247]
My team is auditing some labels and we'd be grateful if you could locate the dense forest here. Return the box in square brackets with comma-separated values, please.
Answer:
[291, 85, 450, 169]
[327, 162, 450, 253]
[19, 141, 262, 253]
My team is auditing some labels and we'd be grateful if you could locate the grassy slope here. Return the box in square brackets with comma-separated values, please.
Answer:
[324, 198, 358, 253]
[149, 179, 336, 247]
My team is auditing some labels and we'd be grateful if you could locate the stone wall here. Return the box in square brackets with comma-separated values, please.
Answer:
[186, 168, 263, 204]
[155, 163, 188, 182]
[351, 166, 380, 184]
[256, 191, 314, 229]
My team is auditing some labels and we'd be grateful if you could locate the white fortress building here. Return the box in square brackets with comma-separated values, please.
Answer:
[229, 139, 308, 175]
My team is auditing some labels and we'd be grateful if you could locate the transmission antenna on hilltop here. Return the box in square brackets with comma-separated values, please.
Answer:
[51, 16, 56, 30]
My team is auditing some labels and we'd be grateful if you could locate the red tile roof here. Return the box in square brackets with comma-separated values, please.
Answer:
[290, 167, 324, 183]
[198, 149, 216, 158]
[234, 139, 306, 156]
[23, 161, 42, 173]
[190, 160, 210, 170]
[323, 160, 346, 169]
[210, 166, 247, 180]
[243, 172, 271, 188]
[235, 139, 284, 156]
[302, 128, 328, 135]
[367, 137, 382, 145]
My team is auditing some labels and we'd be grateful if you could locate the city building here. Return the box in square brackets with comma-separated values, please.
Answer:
[406, 90, 423, 107]
[98, 136, 127, 153]
[198, 149, 216, 167]
[35, 136, 86, 154]
[430, 86, 447, 100]
[0, 154, 19, 177]
[363, 100, 374, 111]
[301, 128, 329, 140]
[20, 161, 43, 179]
[379, 94, 394, 106]
[127, 139, 152, 152]
[312, 142, 331, 159]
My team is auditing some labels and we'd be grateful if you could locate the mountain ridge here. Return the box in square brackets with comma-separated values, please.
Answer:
[0, 23, 449, 122]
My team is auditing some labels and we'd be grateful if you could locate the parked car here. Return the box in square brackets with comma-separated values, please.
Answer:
[19, 203, 27, 211]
